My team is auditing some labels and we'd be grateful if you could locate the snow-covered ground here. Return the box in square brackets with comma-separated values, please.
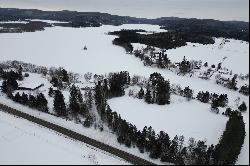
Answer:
[0, 24, 249, 164]
[108, 95, 228, 145]
[0, 93, 167, 165]
[0, 111, 128, 165]
[25, 19, 69, 24]
[167, 39, 249, 75]
[0, 24, 248, 77]
[132, 38, 249, 75]
[0, 21, 29, 24]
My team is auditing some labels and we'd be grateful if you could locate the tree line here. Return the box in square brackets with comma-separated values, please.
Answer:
[13, 92, 48, 112]
[94, 75, 246, 165]
[213, 111, 246, 164]
[109, 29, 214, 52]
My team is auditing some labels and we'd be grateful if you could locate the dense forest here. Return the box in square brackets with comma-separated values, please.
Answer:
[109, 29, 217, 51]
[109, 30, 188, 51]
[0, 21, 51, 33]
[159, 18, 249, 42]
[109, 25, 248, 52]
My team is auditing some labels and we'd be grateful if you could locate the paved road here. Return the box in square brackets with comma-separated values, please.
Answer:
[0, 103, 155, 165]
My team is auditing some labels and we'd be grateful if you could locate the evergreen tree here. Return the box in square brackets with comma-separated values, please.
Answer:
[83, 115, 93, 127]
[157, 53, 165, 69]
[158, 131, 171, 162]
[2, 78, 18, 95]
[103, 79, 109, 97]
[136, 131, 146, 153]
[179, 56, 192, 74]
[227, 74, 238, 90]
[18, 65, 23, 80]
[51, 76, 59, 87]
[145, 85, 152, 104]
[144, 56, 153, 66]
[168, 135, 179, 163]
[156, 80, 170, 105]
[138, 87, 145, 99]
[239, 85, 249, 96]
[21, 92, 28, 105]
[94, 81, 107, 116]
[194, 140, 208, 165]
[69, 85, 84, 120]
[69, 85, 80, 115]
[54, 90, 67, 117]
[48, 87, 54, 97]
[1, 80, 8, 93]
[218, 94, 228, 107]
[28, 94, 37, 108]
[183, 86, 193, 101]
[197, 91, 210, 103]
[224, 108, 232, 116]
[108, 72, 127, 97]
[0, 68, 4, 79]
[147, 72, 170, 105]
[211, 93, 228, 108]
[13, 92, 21, 103]
[61, 69, 69, 82]
[205, 144, 215, 165]
[77, 87, 84, 104]
[163, 52, 171, 68]
[8, 78, 18, 90]
[36, 93, 48, 112]
[238, 102, 247, 112]
[85, 90, 93, 112]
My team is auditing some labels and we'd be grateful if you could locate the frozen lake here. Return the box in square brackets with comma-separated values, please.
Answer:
[0, 24, 249, 74]
[0, 24, 249, 94]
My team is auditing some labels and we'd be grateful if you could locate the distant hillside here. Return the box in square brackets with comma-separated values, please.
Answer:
[0, 7, 147, 27]
[0, 7, 248, 41]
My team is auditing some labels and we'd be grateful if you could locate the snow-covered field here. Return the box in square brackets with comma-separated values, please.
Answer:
[0, 111, 128, 165]
[0, 93, 166, 165]
[0, 24, 166, 74]
[0, 24, 249, 164]
[108, 95, 228, 145]
[167, 39, 249, 75]
[132, 38, 249, 75]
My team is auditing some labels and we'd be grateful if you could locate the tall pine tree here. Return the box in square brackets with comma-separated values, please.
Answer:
[54, 90, 67, 117]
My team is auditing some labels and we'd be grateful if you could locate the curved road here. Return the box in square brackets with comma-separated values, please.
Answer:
[0, 103, 155, 165]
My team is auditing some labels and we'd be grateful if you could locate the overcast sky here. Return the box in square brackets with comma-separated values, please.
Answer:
[0, 0, 249, 21]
